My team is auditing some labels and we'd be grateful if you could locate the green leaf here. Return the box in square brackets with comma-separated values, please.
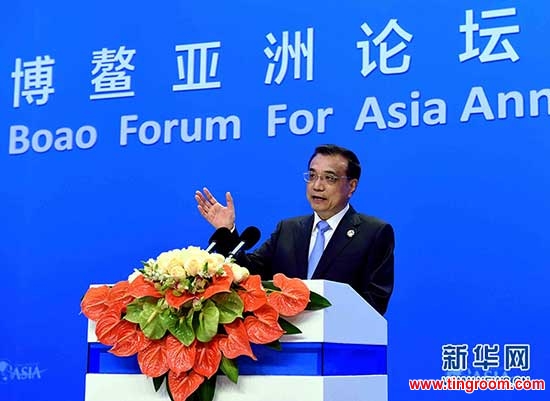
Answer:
[166, 310, 195, 346]
[187, 393, 199, 401]
[278, 317, 302, 335]
[140, 302, 167, 339]
[124, 300, 145, 323]
[152, 373, 167, 392]
[264, 340, 282, 351]
[195, 300, 220, 343]
[306, 291, 332, 310]
[186, 307, 195, 328]
[124, 298, 169, 339]
[212, 292, 244, 324]
[220, 356, 239, 383]
[197, 375, 217, 401]
[124, 297, 160, 323]
[261, 281, 279, 291]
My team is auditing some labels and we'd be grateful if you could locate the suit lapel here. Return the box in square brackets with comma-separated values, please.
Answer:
[296, 215, 314, 279]
[294, 215, 313, 279]
[312, 206, 361, 279]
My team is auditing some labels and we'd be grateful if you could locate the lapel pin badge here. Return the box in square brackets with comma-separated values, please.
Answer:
[346, 229, 355, 238]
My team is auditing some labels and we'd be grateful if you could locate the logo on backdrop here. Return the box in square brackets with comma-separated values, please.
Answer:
[441, 343, 531, 377]
[0, 359, 45, 382]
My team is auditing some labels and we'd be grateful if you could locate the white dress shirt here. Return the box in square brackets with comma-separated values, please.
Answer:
[308, 203, 350, 258]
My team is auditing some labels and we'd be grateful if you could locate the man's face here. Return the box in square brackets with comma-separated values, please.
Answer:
[306, 153, 358, 220]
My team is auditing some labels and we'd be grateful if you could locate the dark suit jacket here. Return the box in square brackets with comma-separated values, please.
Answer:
[227, 206, 394, 316]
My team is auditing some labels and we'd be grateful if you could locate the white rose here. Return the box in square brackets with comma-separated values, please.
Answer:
[156, 250, 179, 274]
[169, 265, 187, 277]
[185, 246, 206, 259]
[184, 258, 202, 277]
[173, 249, 187, 266]
[207, 253, 225, 265]
[206, 254, 225, 276]
[228, 263, 250, 283]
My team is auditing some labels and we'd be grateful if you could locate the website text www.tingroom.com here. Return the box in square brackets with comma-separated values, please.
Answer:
[409, 376, 545, 393]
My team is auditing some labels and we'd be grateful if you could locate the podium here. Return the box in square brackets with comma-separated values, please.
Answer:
[85, 280, 388, 401]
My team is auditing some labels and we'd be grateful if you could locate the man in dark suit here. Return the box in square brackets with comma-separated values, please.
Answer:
[195, 144, 394, 315]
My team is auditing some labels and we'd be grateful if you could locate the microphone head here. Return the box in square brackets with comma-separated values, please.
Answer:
[208, 227, 233, 244]
[239, 226, 261, 251]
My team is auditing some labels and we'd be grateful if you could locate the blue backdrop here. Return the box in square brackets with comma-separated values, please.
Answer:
[1, 1, 548, 400]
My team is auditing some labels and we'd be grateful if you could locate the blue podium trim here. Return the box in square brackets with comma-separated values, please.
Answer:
[88, 342, 386, 376]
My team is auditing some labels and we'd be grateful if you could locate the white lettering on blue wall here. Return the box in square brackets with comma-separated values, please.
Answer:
[267, 104, 333, 137]
[355, 91, 446, 131]
[119, 114, 241, 146]
[9, 125, 97, 155]
[461, 86, 550, 122]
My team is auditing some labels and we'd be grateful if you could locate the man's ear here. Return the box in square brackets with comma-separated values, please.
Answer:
[348, 179, 358, 198]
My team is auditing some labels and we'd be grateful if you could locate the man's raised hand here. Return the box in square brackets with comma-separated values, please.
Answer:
[195, 187, 235, 230]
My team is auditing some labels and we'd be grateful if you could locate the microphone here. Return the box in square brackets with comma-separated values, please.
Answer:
[205, 227, 233, 253]
[227, 226, 261, 258]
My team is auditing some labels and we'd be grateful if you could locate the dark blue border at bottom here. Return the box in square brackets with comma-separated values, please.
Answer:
[88, 342, 386, 376]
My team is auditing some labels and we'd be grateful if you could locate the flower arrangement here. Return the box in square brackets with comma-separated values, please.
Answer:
[81, 246, 330, 401]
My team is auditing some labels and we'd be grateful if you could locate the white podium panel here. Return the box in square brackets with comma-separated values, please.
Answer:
[86, 374, 388, 401]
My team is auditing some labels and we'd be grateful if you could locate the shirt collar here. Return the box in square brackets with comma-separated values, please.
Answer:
[312, 203, 350, 232]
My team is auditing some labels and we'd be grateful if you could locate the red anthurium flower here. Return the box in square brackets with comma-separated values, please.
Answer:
[168, 370, 204, 401]
[165, 291, 195, 309]
[95, 308, 125, 345]
[106, 280, 134, 310]
[193, 338, 222, 378]
[267, 273, 310, 317]
[244, 304, 284, 344]
[81, 285, 110, 320]
[201, 265, 233, 300]
[237, 275, 267, 312]
[137, 338, 169, 378]
[166, 335, 196, 374]
[218, 320, 257, 360]
[109, 322, 151, 357]
[128, 274, 163, 299]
